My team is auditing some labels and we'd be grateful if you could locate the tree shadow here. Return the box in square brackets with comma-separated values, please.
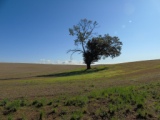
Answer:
[37, 67, 108, 78]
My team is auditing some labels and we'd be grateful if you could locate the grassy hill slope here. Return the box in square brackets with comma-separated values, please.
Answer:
[0, 60, 160, 119]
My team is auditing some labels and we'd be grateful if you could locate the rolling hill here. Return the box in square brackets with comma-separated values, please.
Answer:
[0, 60, 160, 119]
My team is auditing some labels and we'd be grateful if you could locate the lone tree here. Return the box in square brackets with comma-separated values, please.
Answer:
[68, 19, 122, 69]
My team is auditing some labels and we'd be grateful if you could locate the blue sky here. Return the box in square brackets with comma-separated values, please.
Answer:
[0, 0, 160, 64]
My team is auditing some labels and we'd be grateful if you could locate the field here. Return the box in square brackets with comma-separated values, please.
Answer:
[0, 60, 160, 120]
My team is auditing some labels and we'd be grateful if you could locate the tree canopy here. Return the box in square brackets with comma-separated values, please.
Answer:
[68, 19, 122, 69]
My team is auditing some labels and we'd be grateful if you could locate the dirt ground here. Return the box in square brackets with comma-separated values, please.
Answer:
[0, 63, 84, 80]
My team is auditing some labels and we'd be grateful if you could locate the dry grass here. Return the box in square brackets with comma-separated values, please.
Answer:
[0, 63, 84, 80]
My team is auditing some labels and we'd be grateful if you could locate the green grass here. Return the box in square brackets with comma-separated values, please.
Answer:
[1, 82, 160, 119]
[0, 60, 160, 119]
[6, 100, 21, 113]
[64, 96, 88, 107]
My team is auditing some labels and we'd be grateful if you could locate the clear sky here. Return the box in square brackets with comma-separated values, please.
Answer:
[0, 0, 160, 64]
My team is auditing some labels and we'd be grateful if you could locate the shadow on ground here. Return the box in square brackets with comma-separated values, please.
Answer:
[37, 67, 108, 78]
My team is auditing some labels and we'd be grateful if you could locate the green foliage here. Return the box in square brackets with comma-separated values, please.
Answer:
[65, 96, 88, 107]
[0, 98, 8, 106]
[70, 111, 83, 120]
[69, 19, 98, 45]
[83, 35, 122, 65]
[6, 100, 21, 112]
[68, 19, 122, 69]
[51, 108, 57, 114]
[0, 99, 9, 106]
[20, 99, 28, 107]
[136, 109, 147, 119]
[96, 108, 108, 119]
[7, 115, 13, 120]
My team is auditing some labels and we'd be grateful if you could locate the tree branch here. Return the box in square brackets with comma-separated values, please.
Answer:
[67, 49, 83, 60]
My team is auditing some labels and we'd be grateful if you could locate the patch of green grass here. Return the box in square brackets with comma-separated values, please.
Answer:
[19, 66, 123, 84]
[64, 96, 88, 107]
[51, 108, 57, 114]
[7, 115, 13, 120]
[59, 108, 68, 116]
[70, 110, 83, 120]
[20, 99, 28, 107]
[136, 109, 148, 119]
[0, 98, 9, 106]
[6, 100, 21, 113]
[96, 108, 108, 119]
[32, 98, 46, 108]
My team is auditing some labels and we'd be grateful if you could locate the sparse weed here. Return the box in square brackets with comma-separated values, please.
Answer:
[0, 98, 9, 106]
[7, 115, 13, 120]
[32, 100, 38, 105]
[39, 110, 45, 120]
[32, 98, 46, 108]
[65, 96, 88, 107]
[21, 115, 27, 120]
[88, 90, 102, 99]
[96, 108, 108, 119]
[59, 108, 67, 116]
[47, 101, 52, 105]
[136, 109, 147, 119]
[53, 103, 58, 108]
[70, 111, 83, 120]
[6, 100, 21, 113]
[51, 108, 57, 114]
[20, 99, 28, 107]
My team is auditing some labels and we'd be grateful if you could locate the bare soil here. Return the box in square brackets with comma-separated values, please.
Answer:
[0, 63, 84, 80]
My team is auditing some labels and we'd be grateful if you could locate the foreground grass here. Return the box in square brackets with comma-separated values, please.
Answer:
[0, 82, 160, 119]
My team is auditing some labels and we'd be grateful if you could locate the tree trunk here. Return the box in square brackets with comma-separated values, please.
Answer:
[86, 63, 91, 69]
